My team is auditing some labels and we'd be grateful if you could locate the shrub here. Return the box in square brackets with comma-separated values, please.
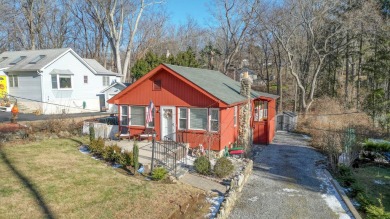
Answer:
[89, 125, 95, 143]
[151, 167, 168, 181]
[337, 165, 356, 187]
[133, 142, 139, 173]
[364, 140, 390, 152]
[214, 157, 234, 178]
[89, 137, 104, 156]
[365, 198, 390, 219]
[110, 144, 122, 163]
[121, 151, 134, 166]
[194, 156, 211, 175]
[102, 146, 114, 161]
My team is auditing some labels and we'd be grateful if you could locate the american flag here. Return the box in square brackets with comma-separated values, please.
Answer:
[146, 100, 154, 123]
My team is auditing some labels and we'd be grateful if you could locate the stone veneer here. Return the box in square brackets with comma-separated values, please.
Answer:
[215, 159, 253, 219]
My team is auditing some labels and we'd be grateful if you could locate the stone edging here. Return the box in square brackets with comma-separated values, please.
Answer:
[324, 170, 362, 219]
[215, 159, 253, 219]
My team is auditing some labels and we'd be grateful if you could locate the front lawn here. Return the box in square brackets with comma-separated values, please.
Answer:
[354, 166, 390, 210]
[0, 137, 206, 218]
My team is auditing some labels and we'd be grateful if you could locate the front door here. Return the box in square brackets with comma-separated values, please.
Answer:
[160, 106, 176, 141]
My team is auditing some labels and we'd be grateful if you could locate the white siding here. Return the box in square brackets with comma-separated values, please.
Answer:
[41, 52, 115, 114]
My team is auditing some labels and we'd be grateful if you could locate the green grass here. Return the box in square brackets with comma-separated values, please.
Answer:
[354, 166, 390, 210]
[0, 137, 203, 218]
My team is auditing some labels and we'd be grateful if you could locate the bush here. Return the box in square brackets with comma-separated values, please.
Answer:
[133, 142, 139, 173]
[214, 157, 234, 178]
[89, 125, 95, 143]
[89, 137, 104, 156]
[365, 198, 390, 219]
[364, 140, 390, 152]
[194, 156, 211, 175]
[102, 146, 114, 161]
[121, 151, 133, 166]
[151, 167, 168, 181]
[110, 144, 122, 163]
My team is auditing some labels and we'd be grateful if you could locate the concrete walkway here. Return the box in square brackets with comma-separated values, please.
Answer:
[229, 131, 353, 219]
[105, 140, 153, 166]
[179, 173, 227, 195]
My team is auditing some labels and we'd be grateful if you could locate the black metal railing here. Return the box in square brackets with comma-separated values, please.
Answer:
[152, 133, 187, 177]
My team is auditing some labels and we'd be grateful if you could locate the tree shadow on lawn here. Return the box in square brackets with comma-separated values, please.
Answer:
[0, 149, 55, 219]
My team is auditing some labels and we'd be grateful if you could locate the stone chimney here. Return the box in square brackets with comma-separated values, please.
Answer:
[240, 72, 252, 98]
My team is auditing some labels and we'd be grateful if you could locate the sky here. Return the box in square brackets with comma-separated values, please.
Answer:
[165, 0, 211, 26]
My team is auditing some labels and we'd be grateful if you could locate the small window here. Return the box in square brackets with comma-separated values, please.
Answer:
[153, 80, 161, 90]
[9, 75, 18, 88]
[10, 56, 26, 65]
[209, 109, 219, 132]
[29, 55, 46, 64]
[234, 106, 237, 127]
[189, 108, 208, 130]
[84, 75, 88, 84]
[254, 100, 268, 121]
[51, 75, 58, 89]
[103, 76, 110, 86]
[121, 105, 129, 126]
[130, 106, 145, 126]
[179, 108, 188, 130]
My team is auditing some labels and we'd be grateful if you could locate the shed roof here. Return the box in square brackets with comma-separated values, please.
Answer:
[163, 64, 278, 105]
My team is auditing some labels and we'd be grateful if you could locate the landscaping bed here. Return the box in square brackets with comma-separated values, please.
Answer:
[0, 137, 208, 218]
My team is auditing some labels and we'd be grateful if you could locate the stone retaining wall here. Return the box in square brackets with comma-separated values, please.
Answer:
[216, 159, 253, 219]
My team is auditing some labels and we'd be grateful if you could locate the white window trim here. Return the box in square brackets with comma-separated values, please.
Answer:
[129, 105, 146, 127]
[188, 108, 208, 131]
[52, 74, 73, 90]
[9, 75, 18, 88]
[209, 108, 219, 132]
[178, 107, 188, 130]
[120, 105, 129, 126]
[103, 76, 110, 86]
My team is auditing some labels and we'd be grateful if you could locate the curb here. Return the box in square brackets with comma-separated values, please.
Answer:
[324, 170, 362, 219]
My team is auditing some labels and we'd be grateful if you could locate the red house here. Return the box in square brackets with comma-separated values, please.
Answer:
[108, 64, 278, 151]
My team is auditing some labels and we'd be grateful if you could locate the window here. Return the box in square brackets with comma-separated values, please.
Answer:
[130, 106, 145, 126]
[179, 108, 188, 130]
[153, 80, 161, 90]
[29, 55, 46, 64]
[254, 100, 268, 121]
[146, 107, 155, 128]
[84, 75, 88, 84]
[234, 106, 237, 127]
[209, 109, 219, 132]
[189, 108, 208, 130]
[51, 75, 58, 89]
[9, 75, 18, 88]
[51, 74, 72, 89]
[103, 76, 110, 86]
[120, 105, 129, 126]
[10, 56, 26, 65]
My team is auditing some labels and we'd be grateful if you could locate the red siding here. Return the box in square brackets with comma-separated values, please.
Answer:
[220, 107, 238, 149]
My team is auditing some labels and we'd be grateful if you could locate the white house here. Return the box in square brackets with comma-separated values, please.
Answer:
[0, 48, 121, 114]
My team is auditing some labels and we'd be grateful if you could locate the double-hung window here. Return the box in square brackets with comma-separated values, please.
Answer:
[179, 108, 188, 130]
[209, 109, 219, 132]
[120, 106, 129, 126]
[9, 75, 18, 87]
[103, 76, 110, 86]
[52, 74, 72, 89]
[189, 108, 208, 130]
[130, 106, 145, 126]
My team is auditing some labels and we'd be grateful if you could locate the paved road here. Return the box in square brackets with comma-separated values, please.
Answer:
[229, 131, 352, 219]
[0, 111, 111, 123]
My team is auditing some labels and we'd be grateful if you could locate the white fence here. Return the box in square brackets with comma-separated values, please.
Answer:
[82, 121, 119, 139]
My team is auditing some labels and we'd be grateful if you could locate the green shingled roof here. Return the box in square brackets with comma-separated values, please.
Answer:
[163, 64, 278, 105]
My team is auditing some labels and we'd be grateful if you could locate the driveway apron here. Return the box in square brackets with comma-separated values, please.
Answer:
[229, 131, 353, 219]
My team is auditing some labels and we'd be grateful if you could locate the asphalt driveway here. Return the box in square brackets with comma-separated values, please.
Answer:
[229, 131, 353, 219]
